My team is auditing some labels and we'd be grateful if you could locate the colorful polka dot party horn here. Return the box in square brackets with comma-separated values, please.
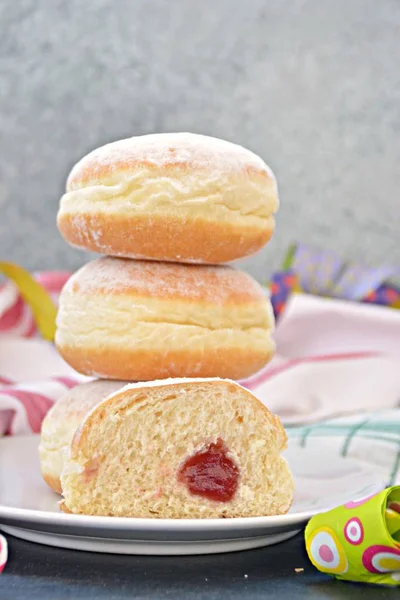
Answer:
[305, 486, 400, 586]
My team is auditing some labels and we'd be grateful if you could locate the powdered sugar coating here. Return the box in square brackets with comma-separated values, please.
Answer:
[47, 380, 126, 422]
[67, 132, 275, 190]
[65, 257, 267, 305]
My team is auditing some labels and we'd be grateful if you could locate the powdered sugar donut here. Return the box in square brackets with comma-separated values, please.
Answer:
[55, 257, 275, 381]
[57, 133, 278, 264]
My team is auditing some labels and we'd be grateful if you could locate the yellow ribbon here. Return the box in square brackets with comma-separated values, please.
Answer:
[0, 262, 57, 341]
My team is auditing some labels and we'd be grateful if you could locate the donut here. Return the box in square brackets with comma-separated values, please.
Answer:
[55, 257, 275, 381]
[60, 378, 294, 518]
[39, 380, 126, 493]
[57, 132, 278, 264]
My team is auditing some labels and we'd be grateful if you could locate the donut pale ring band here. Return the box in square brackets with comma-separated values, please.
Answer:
[57, 133, 279, 264]
[55, 257, 275, 381]
[39, 380, 126, 493]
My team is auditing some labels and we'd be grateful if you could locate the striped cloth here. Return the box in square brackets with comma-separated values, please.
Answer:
[0, 270, 84, 434]
[0, 271, 70, 338]
[288, 410, 400, 486]
[0, 375, 79, 435]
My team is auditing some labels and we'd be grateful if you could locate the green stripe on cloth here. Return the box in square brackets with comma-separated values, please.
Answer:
[287, 409, 400, 486]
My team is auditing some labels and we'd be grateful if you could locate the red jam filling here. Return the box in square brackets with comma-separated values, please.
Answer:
[178, 438, 239, 502]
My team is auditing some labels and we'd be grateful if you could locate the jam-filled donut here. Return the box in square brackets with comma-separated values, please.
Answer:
[55, 257, 275, 381]
[59, 378, 294, 518]
[57, 132, 279, 264]
[39, 380, 126, 493]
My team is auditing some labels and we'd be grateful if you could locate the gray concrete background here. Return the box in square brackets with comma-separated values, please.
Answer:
[0, 0, 399, 281]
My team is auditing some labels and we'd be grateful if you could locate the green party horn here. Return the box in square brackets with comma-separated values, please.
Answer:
[305, 486, 400, 586]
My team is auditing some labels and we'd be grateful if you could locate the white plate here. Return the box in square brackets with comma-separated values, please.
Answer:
[0, 436, 384, 555]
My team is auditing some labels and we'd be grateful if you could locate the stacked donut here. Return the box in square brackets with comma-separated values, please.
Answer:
[55, 132, 279, 381]
[39, 133, 294, 518]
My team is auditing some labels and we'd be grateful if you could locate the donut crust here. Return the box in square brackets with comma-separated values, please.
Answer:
[55, 258, 275, 381]
[57, 133, 279, 263]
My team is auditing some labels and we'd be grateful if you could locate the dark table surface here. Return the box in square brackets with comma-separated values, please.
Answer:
[0, 533, 398, 600]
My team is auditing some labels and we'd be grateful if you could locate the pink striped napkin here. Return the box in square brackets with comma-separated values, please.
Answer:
[0, 271, 86, 435]
[243, 294, 400, 424]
